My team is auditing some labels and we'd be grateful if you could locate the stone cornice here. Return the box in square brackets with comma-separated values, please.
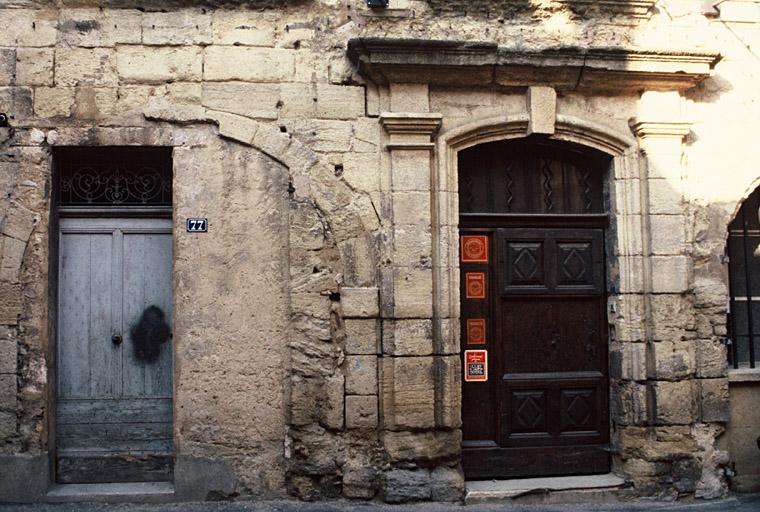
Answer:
[347, 38, 721, 92]
[560, 0, 657, 18]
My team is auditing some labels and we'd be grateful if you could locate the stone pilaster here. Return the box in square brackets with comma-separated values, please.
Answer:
[378, 107, 460, 500]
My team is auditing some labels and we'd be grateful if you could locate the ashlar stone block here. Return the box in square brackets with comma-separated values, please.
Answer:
[316, 84, 365, 120]
[204, 47, 295, 82]
[699, 378, 729, 423]
[16, 49, 53, 86]
[346, 395, 378, 429]
[212, 11, 276, 46]
[392, 191, 431, 228]
[391, 150, 432, 192]
[393, 267, 433, 318]
[55, 48, 117, 87]
[383, 469, 431, 503]
[652, 341, 696, 381]
[654, 380, 697, 425]
[381, 356, 435, 430]
[344, 319, 379, 355]
[0, 336, 17, 374]
[527, 86, 556, 135]
[117, 47, 202, 84]
[430, 466, 464, 502]
[383, 430, 460, 463]
[342, 287, 379, 318]
[345, 355, 378, 395]
[0, 374, 16, 410]
[0, 50, 14, 87]
[383, 319, 433, 356]
[57, 9, 141, 47]
[34, 87, 74, 118]
[142, 11, 212, 45]
[202, 82, 280, 120]
[651, 256, 690, 294]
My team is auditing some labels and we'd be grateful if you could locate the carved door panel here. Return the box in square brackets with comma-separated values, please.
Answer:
[56, 218, 173, 483]
[461, 227, 610, 479]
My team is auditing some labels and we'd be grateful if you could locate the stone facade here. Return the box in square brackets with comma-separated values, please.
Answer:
[1, 0, 759, 503]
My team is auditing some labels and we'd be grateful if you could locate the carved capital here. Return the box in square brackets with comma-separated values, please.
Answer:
[380, 112, 443, 150]
[628, 119, 691, 142]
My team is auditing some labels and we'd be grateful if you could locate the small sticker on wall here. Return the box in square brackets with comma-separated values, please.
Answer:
[465, 272, 486, 299]
[465, 350, 488, 382]
[467, 319, 486, 345]
[461, 235, 488, 263]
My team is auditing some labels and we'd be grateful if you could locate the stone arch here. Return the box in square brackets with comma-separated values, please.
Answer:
[432, 112, 639, 332]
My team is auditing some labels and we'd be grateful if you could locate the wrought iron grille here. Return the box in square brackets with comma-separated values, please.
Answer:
[55, 147, 172, 207]
[728, 187, 760, 368]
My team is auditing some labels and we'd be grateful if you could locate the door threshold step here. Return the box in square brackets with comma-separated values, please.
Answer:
[465, 473, 628, 505]
[47, 482, 175, 503]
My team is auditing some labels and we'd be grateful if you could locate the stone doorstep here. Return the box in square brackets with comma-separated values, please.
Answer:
[465, 474, 627, 505]
[46, 482, 175, 503]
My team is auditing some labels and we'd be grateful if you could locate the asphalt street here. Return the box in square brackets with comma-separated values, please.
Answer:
[2, 494, 760, 512]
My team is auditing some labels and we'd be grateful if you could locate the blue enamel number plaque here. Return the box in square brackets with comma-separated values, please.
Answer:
[186, 218, 208, 232]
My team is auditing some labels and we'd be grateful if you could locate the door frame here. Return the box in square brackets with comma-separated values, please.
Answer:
[50, 147, 174, 484]
[431, 115, 642, 480]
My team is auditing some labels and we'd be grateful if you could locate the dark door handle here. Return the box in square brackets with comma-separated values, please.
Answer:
[112, 334, 123, 345]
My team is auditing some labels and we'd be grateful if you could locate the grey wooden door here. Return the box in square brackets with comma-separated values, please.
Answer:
[57, 218, 173, 483]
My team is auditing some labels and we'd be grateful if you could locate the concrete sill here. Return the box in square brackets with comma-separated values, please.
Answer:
[729, 368, 760, 383]
[47, 482, 175, 503]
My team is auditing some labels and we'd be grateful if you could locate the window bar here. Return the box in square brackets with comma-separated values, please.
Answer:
[741, 207, 757, 368]
[728, 263, 739, 369]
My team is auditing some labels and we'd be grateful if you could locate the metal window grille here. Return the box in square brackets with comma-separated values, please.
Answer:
[55, 147, 172, 207]
[727, 188, 760, 368]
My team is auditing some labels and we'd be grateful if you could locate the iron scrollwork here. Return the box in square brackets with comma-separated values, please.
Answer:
[60, 166, 171, 206]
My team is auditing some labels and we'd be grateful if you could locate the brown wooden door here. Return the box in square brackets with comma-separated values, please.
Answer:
[459, 139, 610, 479]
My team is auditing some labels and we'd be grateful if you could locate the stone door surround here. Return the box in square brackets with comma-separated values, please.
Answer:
[350, 37, 722, 492]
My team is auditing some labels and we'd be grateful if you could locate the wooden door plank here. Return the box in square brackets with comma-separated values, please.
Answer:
[58, 233, 91, 399]
[57, 454, 173, 484]
[57, 398, 172, 424]
[142, 233, 173, 397]
[89, 233, 116, 397]
[57, 422, 172, 452]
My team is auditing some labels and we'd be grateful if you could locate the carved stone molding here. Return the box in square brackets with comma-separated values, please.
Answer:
[427, 1, 657, 19]
[561, 0, 657, 18]
[348, 38, 721, 92]
[629, 120, 692, 141]
[380, 112, 443, 150]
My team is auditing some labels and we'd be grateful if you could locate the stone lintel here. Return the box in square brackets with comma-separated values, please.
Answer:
[348, 38, 721, 92]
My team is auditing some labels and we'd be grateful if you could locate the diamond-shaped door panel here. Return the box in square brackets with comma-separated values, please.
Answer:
[557, 242, 595, 288]
[506, 242, 545, 287]
[560, 389, 597, 432]
[510, 390, 547, 433]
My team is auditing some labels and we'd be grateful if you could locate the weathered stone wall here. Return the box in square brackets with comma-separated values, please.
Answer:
[1, 0, 759, 503]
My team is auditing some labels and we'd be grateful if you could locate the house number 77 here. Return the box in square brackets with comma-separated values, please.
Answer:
[186, 218, 208, 232]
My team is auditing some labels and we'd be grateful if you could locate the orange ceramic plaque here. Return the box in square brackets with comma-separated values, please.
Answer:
[464, 350, 488, 382]
[461, 235, 488, 263]
[467, 319, 486, 345]
[465, 272, 486, 299]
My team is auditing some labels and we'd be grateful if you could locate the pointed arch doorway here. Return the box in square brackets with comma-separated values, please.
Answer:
[459, 138, 612, 479]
